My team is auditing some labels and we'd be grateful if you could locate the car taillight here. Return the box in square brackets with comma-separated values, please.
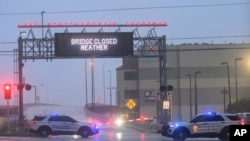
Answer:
[240, 119, 245, 125]
[30, 121, 36, 126]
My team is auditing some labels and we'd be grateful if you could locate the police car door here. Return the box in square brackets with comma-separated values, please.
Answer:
[60, 116, 78, 132]
[48, 116, 66, 132]
[49, 116, 75, 132]
[189, 114, 222, 135]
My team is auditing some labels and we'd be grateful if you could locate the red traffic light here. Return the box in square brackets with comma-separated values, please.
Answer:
[5, 85, 10, 90]
[4, 83, 11, 100]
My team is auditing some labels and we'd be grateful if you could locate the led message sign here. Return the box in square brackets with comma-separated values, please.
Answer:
[55, 32, 133, 58]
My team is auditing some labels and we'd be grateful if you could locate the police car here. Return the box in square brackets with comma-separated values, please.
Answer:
[29, 114, 99, 138]
[162, 112, 244, 141]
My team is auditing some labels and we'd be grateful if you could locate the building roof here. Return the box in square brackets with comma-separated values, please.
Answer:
[116, 64, 138, 70]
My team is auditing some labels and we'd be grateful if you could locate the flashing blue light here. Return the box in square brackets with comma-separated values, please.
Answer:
[51, 113, 58, 116]
[96, 126, 99, 129]
[207, 111, 216, 115]
[175, 123, 179, 127]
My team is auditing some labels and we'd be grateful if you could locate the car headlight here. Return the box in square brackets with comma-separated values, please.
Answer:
[169, 123, 179, 128]
[169, 124, 175, 128]
[115, 118, 124, 126]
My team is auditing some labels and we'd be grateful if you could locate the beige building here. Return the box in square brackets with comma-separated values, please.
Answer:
[116, 43, 250, 121]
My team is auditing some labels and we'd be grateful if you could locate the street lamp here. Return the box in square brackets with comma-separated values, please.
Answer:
[235, 57, 243, 112]
[85, 59, 88, 106]
[194, 71, 202, 115]
[31, 86, 37, 104]
[185, 74, 192, 118]
[221, 62, 232, 108]
[112, 87, 118, 118]
[108, 70, 112, 106]
[90, 59, 94, 108]
[103, 63, 106, 105]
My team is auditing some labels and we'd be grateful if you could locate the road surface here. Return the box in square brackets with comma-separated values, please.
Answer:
[0, 125, 221, 141]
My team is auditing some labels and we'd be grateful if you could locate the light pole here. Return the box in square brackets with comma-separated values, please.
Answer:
[235, 57, 242, 112]
[90, 59, 94, 109]
[103, 63, 106, 105]
[221, 62, 232, 109]
[185, 74, 192, 118]
[31, 86, 37, 104]
[221, 87, 227, 113]
[85, 59, 88, 106]
[194, 71, 202, 116]
[112, 87, 117, 118]
[108, 70, 112, 106]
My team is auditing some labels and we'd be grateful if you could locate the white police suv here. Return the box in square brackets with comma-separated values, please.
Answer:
[29, 114, 99, 138]
[162, 112, 244, 141]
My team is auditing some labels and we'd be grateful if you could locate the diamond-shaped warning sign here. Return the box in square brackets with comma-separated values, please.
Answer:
[126, 99, 136, 109]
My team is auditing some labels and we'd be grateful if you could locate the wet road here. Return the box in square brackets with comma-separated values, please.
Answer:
[0, 125, 221, 141]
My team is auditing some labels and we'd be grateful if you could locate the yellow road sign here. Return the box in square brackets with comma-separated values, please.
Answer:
[163, 100, 170, 109]
[120, 114, 128, 118]
[126, 99, 136, 109]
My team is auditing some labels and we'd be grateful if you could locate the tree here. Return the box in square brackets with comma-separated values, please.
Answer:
[226, 97, 250, 113]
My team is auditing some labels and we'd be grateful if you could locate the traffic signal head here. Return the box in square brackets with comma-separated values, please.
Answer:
[4, 83, 11, 100]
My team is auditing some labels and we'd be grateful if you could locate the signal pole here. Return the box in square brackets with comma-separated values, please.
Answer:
[18, 36, 24, 127]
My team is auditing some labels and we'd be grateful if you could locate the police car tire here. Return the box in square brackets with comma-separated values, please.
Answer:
[161, 125, 167, 136]
[79, 127, 90, 138]
[218, 127, 229, 141]
[173, 128, 188, 141]
[38, 126, 51, 137]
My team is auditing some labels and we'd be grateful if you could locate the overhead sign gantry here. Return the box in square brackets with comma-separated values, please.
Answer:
[16, 21, 168, 126]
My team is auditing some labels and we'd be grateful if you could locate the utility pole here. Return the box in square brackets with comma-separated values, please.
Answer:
[18, 36, 24, 127]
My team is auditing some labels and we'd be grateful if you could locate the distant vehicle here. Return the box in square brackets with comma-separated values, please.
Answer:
[29, 114, 99, 138]
[237, 112, 250, 125]
[162, 112, 244, 141]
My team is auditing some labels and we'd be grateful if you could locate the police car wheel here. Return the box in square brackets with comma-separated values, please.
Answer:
[161, 125, 167, 136]
[38, 127, 51, 137]
[173, 129, 188, 141]
[79, 127, 90, 138]
[219, 127, 229, 141]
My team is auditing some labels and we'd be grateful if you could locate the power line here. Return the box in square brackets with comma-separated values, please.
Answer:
[0, 2, 249, 16]
[46, 2, 250, 14]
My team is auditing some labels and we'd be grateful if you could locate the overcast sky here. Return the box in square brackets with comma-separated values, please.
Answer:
[0, 0, 249, 106]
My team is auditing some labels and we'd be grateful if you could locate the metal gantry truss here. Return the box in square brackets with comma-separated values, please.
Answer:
[16, 25, 168, 126]
[19, 26, 165, 60]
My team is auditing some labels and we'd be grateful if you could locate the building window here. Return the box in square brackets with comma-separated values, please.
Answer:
[125, 90, 138, 99]
[124, 71, 138, 80]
